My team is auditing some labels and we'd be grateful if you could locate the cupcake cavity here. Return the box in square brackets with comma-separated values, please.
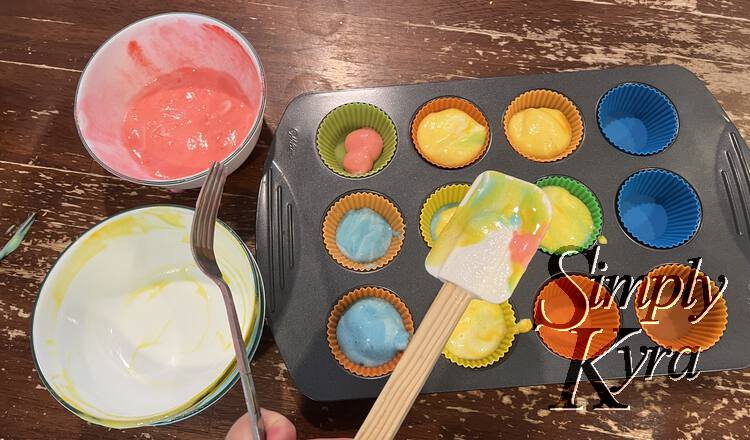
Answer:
[503, 89, 583, 162]
[597, 83, 679, 155]
[316, 102, 397, 178]
[507, 108, 572, 161]
[417, 109, 486, 167]
[617, 169, 701, 249]
[536, 176, 603, 255]
[539, 186, 595, 253]
[534, 275, 620, 360]
[445, 299, 508, 361]
[430, 203, 459, 242]
[336, 297, 410, 367]
[635, 264, 727, 353]
[335, 208, 396, 263]
[419, 183, 471, 248]
[342, 128, 384, 174]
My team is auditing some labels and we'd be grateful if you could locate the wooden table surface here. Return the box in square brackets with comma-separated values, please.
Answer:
[2, 1, 750, 438]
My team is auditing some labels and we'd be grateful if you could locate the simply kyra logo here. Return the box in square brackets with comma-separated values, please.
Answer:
[535, 247, 728, 410]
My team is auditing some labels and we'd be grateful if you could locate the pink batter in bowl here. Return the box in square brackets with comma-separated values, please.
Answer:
[75, 13, 265, 189]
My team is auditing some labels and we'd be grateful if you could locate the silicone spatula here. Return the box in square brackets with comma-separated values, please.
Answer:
[355, 171, 552, 440]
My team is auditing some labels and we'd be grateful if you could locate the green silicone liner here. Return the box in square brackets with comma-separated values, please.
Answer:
[535, 175, 603, 255]
[316, 102, 398, 178]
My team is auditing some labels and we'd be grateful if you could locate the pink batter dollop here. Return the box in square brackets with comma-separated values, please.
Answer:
[343, 128, 384, 174]
[122, 66, 253, 180]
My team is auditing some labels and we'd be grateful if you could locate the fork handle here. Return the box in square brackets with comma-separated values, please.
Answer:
[239, 370, 264, 440]
[355, 283, 472, 440]
[218, 280, 266, 440]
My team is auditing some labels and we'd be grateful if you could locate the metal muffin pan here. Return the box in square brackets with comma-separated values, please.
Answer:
[256, 64, 750, 401]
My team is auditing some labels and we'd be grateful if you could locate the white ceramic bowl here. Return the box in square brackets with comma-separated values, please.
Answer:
[74, 13, 266, 189]
[31, 205, 265, 427]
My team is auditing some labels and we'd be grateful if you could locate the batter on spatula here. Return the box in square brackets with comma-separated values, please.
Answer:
[425, 171, 552, 303]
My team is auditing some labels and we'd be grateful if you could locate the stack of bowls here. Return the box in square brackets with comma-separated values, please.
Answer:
[32, 13, 268, 427]
[32, 206, 265, 427]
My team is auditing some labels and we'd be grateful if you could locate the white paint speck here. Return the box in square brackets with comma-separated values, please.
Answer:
[2, 328, 27, 340]
[30, 109, 59, 116]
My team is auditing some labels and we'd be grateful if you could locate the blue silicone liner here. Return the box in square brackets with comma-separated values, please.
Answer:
[597, 83, 679, 155]
[616, 168, 701, 249]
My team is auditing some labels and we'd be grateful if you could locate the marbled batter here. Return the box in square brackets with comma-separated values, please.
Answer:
[445, 300, 508, 360]
[430, 203, 458, 241]
[417, 109, 486, 167]
[539, 186, 594, 252]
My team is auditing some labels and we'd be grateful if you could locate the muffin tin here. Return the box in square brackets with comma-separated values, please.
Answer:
[256, 64, 750, 401]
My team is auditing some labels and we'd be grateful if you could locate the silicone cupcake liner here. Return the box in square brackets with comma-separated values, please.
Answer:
[316, 102, 398, 178]
[617, 168, 701, 249]
[411, 97, 490, 168]
[419, 183, 471, 247]
[327, 287, 414, 377]
[502, 89, 584, 162]
[442, 301, 532, 369]
[534, 275, 620, 361]
[635, 264, 727, 353]
[597, 82, 679, 155]
[322, 192, 405, 271]
[535, 176, 603, 255]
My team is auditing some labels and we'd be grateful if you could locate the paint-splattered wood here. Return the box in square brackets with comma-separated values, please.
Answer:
[1, 0, 750, 439]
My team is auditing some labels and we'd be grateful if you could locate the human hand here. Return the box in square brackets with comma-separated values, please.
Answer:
[226, 408, 351, 440]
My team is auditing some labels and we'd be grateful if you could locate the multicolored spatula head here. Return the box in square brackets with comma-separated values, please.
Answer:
[425, 170, 553, 304]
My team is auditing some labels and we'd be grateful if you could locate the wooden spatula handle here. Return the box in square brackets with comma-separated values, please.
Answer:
[355, 283, 472, 440]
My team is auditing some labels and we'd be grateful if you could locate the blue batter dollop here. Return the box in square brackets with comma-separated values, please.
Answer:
[336, 297, 410, 367]
[335, 208, 395, 263]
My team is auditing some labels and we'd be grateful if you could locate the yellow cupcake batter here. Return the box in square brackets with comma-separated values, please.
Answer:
[540, 186, 594, 252]
[508, 108, 572, 160]
[445, 299, 508, 360]
[417, 109, 487, 167]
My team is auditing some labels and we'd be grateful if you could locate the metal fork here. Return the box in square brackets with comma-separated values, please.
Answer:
[191, 162, 265, 440]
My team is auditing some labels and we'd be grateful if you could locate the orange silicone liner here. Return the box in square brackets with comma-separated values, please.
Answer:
[322, 192, 405, 271]
[502, 89, 584, 162]
[635, 264, 727, 353]
[534, 275, 620, 360]
[327, 286, 414, 377]
[410, 96, 490, 169]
